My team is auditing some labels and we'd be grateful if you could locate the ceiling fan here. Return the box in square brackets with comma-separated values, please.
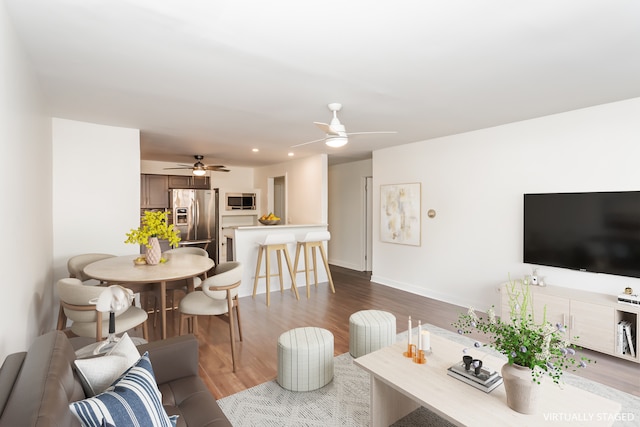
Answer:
[291, 103, 397, 148]
[164, 155, 230, 176]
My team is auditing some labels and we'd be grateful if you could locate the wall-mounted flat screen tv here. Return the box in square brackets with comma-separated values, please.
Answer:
[523, 191, 640, 279]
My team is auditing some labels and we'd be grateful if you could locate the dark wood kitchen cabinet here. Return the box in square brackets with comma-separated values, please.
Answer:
[141, 174, 169, 208]
[167, 175, 210, 189]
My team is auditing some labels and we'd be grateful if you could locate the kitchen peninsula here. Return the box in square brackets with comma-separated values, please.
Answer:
[231, 224, 329, 299]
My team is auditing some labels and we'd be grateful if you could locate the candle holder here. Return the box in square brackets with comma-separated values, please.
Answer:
[403, 343, 415, 358]
[463, 355, 473, 371]
[413, 349, 426, 364]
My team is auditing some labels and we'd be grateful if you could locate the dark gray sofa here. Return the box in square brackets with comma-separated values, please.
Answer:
[0, 331, 231, 426]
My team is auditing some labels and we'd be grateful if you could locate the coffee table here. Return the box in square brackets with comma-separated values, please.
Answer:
[354, 333, 622, 426]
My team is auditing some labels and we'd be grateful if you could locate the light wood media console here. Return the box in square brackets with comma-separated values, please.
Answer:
[500, 283, 640, 363]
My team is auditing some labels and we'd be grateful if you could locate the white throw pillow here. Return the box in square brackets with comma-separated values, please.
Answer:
[74, 333, 141, 396]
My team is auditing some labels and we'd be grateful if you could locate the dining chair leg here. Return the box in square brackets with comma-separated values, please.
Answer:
[235, 296, 243, 341]
[227, 292, 237, 372]
[56, 303, 67, 330]
[142, 320, 149, 340]
[179, 313, 186, 335]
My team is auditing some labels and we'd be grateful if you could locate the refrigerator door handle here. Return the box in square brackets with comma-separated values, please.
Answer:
[194, 199, 200, 239]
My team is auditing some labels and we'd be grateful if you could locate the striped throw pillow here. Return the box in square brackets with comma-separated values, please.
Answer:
[69, 352, 177, 427]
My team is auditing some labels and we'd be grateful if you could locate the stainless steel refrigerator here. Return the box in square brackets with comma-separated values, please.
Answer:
[172, 188, 219, 264]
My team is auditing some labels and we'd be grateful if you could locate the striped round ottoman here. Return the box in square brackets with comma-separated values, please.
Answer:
[277, 327, 334, 392]
[349, 310, 396, 358]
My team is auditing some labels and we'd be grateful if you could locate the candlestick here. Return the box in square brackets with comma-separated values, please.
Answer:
[413, 349, 426, 364]
[403, 316, 413, 357]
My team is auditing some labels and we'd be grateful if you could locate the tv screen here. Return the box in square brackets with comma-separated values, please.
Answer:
[523, 191, 640, 278]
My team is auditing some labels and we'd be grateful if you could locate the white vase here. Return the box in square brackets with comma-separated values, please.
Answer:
[145, 237, 162, 265]
[501, 363, 541, 414]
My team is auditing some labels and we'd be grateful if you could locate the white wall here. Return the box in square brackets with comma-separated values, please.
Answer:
[0, 2, 52, 360]
[52, 119, 140, 285]
[328, 159, 372, 270]
[254, 155, 327, 225]
[372, 97, 640, 311]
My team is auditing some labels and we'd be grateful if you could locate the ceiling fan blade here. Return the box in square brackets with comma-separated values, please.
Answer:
[163, 166, 193, 170]
[204, 165, 229, 171]
[290, 137, 327, 148]
[346, 131, 398, 136]
[314, 122, 338, 135]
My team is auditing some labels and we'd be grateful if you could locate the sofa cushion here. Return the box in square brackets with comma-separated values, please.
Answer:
[73, 334, 140, 396]
[69, 352, 177, 427]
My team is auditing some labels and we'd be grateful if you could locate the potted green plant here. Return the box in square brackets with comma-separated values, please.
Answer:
[453, 277, 593, 414]
[124, 211, 181, 264]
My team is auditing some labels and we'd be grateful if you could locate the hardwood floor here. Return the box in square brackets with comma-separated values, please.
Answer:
[147, 265, 640, 400]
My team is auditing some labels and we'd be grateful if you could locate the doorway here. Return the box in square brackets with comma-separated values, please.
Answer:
[271, 175, 286, 223]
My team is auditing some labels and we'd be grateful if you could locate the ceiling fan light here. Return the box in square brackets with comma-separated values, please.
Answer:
[192, 168, 206, 176]
[325, 136, 348, 148]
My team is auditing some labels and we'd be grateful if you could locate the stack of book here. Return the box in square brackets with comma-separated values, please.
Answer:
[446, 362, 503, 393]
[616, 320, 636, 357]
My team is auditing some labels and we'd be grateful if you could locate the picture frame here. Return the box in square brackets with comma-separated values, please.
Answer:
[380, 182, 421, 246]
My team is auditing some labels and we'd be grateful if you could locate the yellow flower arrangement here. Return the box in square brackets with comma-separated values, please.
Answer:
[125, 211, 181, 248]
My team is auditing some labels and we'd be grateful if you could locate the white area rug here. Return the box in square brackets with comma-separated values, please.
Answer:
[218, 324, 640, 427]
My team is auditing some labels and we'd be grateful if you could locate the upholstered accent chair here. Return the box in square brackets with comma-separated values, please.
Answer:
[179, 262, 243, 371]
[56, 278, 148, 341]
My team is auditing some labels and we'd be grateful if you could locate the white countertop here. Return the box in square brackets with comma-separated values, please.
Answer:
[235, 223, 327, 230]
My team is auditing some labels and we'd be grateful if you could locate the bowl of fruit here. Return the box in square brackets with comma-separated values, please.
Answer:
[259, 213, 281, 225]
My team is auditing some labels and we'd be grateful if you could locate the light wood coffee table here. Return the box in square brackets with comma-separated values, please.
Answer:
[354, 333, 622, 426]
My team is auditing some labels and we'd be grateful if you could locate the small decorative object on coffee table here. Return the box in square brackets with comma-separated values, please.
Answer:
[402, 317, 428, 363]
[447, 356, 503, 393]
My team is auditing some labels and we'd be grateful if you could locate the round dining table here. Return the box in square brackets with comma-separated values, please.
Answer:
[84, 253, 214, 340]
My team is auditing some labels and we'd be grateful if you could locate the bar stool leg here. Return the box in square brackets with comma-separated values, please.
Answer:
[252, 245, 264, 299]
[317, 244, 336, 293]
[304, 242, 312, 299]
[265, 247, 272, 306]
[276, 248, 285, 293]
[282, 246, 300, 300]
[311, 243, 319, 287]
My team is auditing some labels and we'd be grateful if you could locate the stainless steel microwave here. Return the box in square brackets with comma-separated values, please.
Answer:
[225, 192, 256, 210]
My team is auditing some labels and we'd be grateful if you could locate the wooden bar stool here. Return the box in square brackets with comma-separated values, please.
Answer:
[293, 231, 336, 298]
[252, 233, 300, 306]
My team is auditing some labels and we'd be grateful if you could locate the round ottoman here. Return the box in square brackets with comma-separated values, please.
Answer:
[349, 310, 396, 358]
[277, 327, 334, 392]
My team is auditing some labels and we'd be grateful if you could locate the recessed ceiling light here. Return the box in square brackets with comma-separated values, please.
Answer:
[288, 152, 294, 157]
[252, 148, 259, 152]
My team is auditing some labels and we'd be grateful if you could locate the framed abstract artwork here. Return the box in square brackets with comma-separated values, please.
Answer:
[380, 182, 421, 246]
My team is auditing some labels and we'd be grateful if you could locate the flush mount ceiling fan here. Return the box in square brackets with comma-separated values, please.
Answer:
[164, 155, 230, 176]
[291, 103, 397, 148]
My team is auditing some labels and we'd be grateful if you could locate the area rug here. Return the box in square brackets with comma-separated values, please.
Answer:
[217, 324, 640, 427]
